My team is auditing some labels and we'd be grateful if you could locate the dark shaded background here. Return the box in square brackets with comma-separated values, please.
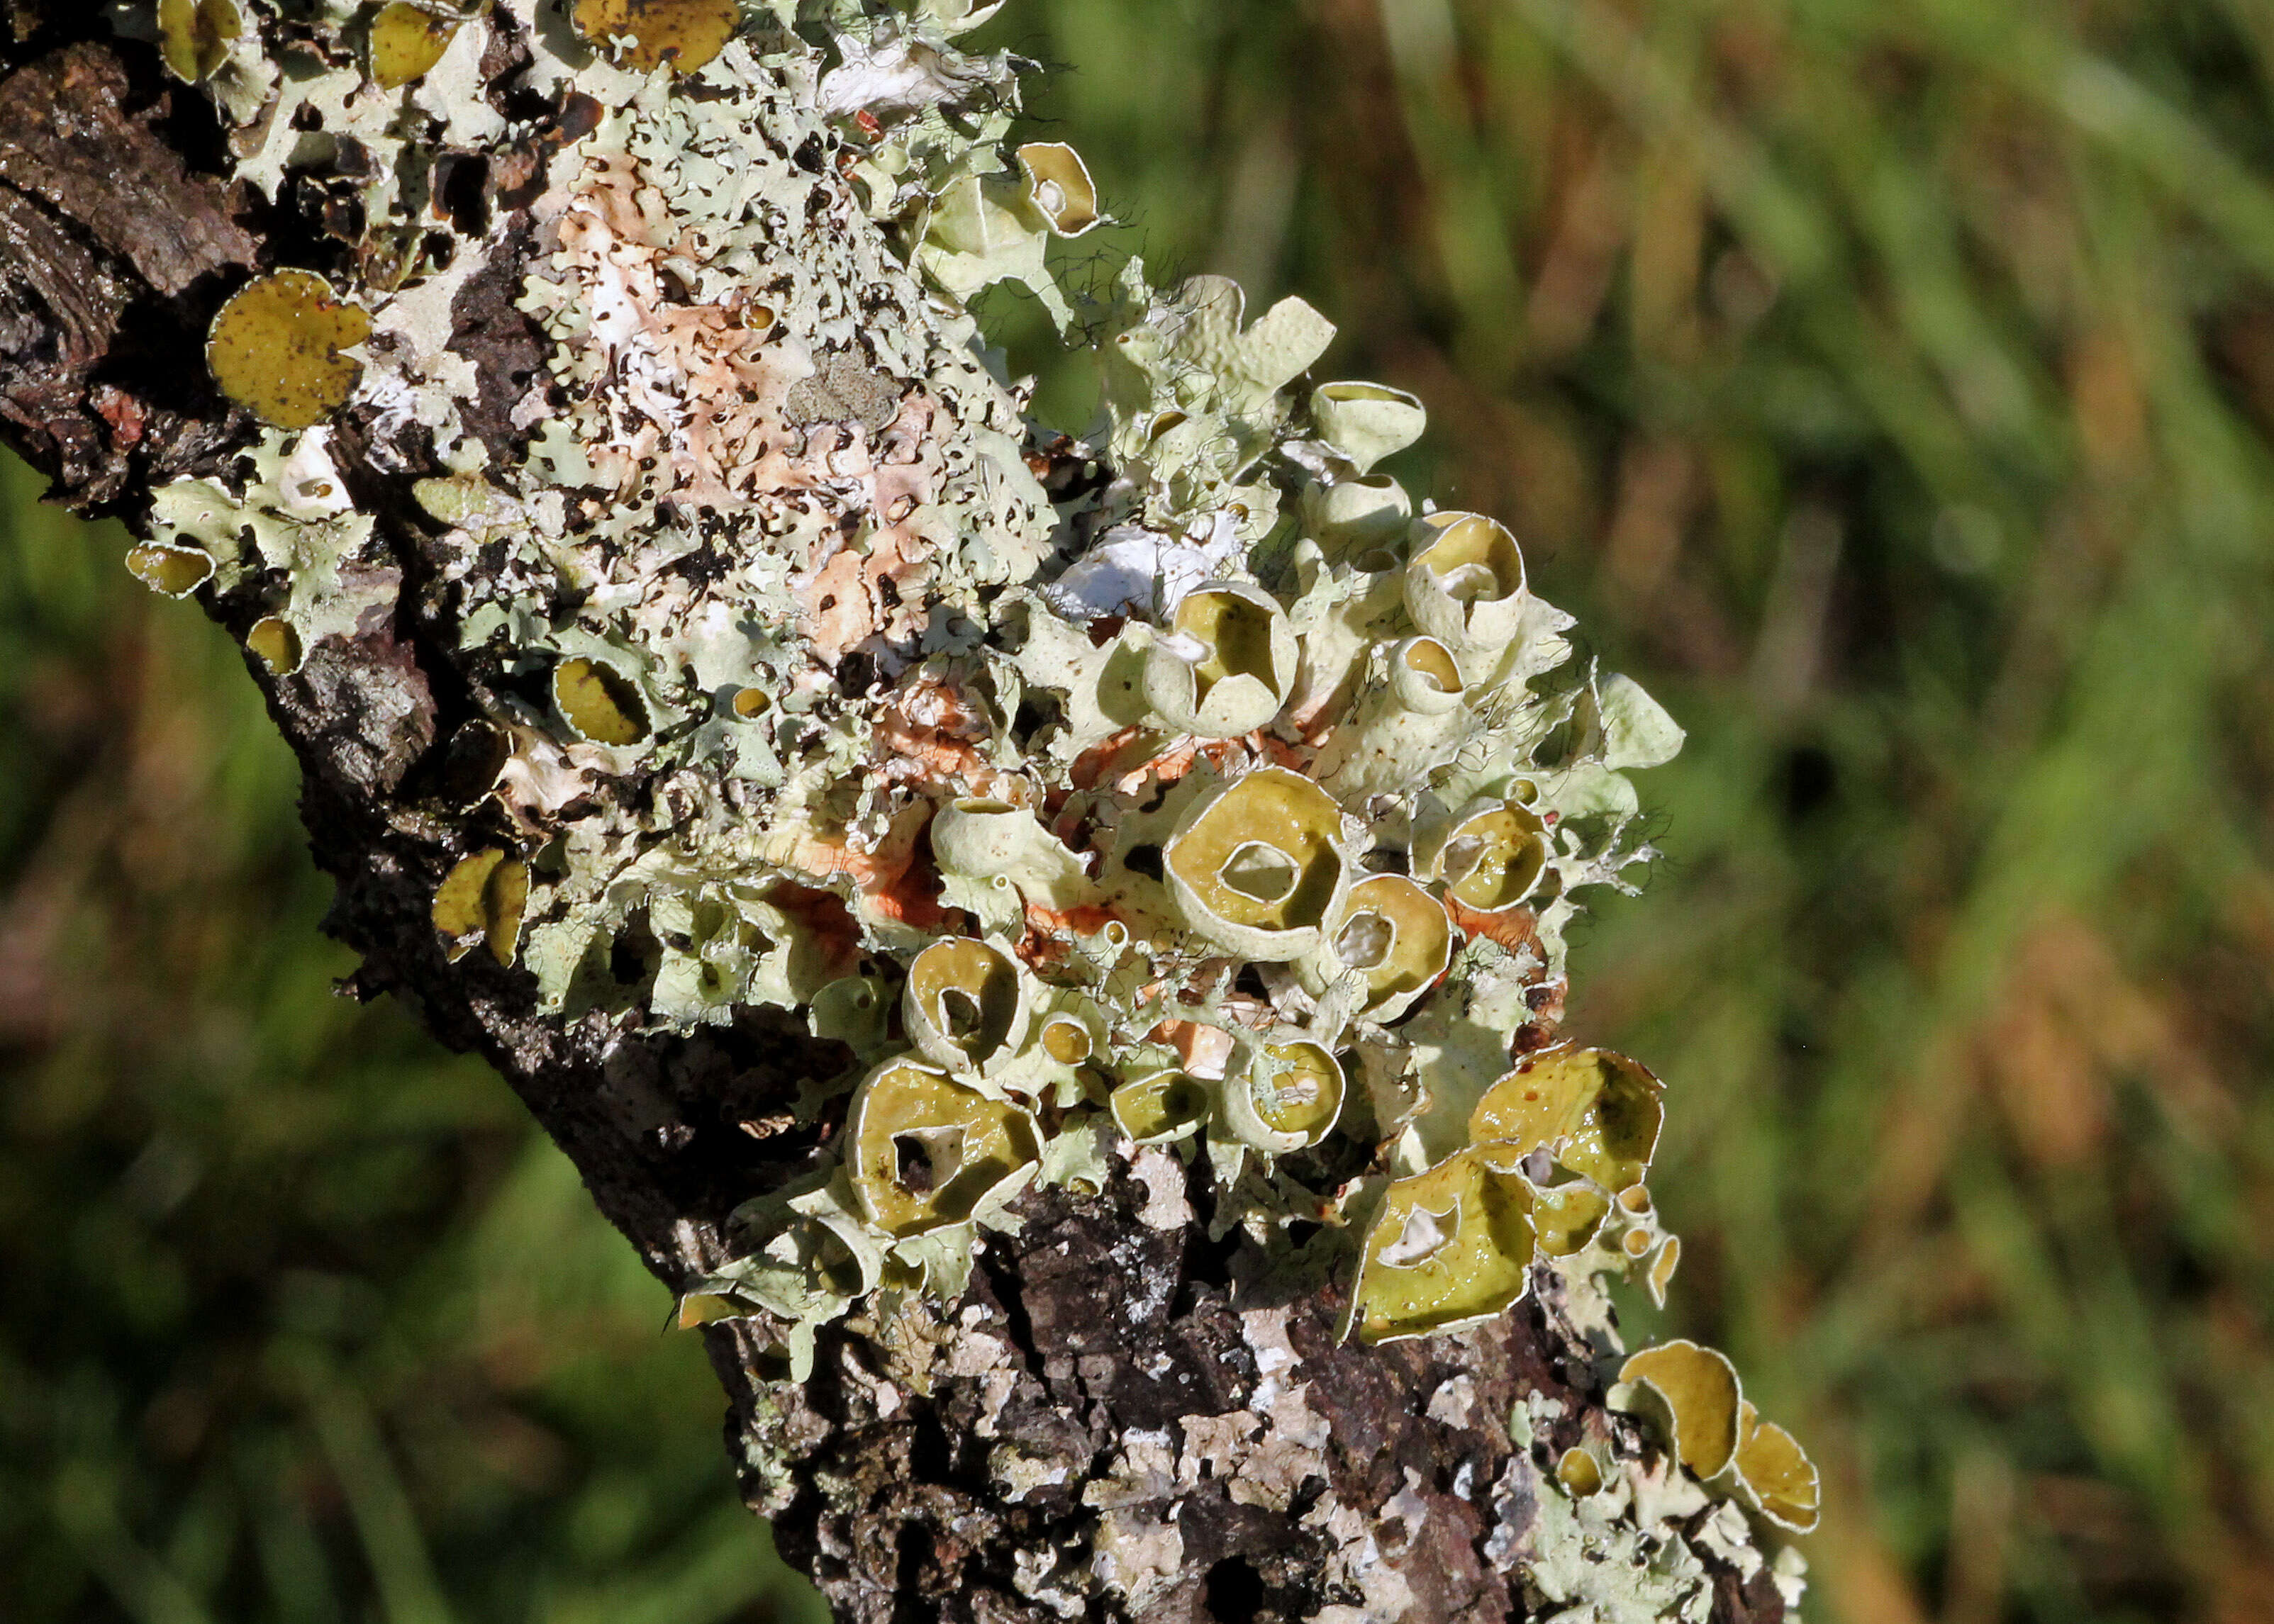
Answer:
[6, 2, 2273, 1620]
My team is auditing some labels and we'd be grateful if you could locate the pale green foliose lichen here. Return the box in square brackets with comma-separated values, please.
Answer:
[125, 0, 1807, 1598]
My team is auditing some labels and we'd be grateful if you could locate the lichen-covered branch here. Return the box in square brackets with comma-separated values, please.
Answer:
[0, 3, 1810, 1618]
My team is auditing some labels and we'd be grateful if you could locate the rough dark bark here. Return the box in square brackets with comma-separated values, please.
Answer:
[0, 13, 1795, 1622]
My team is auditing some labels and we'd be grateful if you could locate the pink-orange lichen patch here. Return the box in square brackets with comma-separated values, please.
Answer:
[787, 393, 945, 665]
[762, 881, 863, 986]
[1149, 1019, 1237, 1078]
[874, 675, 999, 793]
[1444, 897, 1543, 956]
[542, 145, 950, 667]
[1016, 901, 1124, 970]
[547, 153, 820, 513]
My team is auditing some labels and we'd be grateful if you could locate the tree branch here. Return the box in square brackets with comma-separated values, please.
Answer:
[0, 7, 1805, 1620]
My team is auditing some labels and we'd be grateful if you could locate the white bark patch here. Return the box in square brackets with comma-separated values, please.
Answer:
[1379, 1467, 1431, 1556]
[1773, 1545, 1811, 1610]
[1304, 1500, 1419, 1623]
[1692, 1499, 1765, 1581]
[817, 33, 1007, 123]
[1623, 1446, 1713, 1528]
[1239, 1304, 1298, 1376]
[1081, 1428, 1176, 1509]
[938, 1326, 1018, 1436]
[834, 1344, 905, 1422]
[990, 1445, 1072, 1503]
[1238, 1382, 1330, 1512]
[941, 1325, 1012, 1375]
[278, 428, 353, 517]
[491, 725, 606, 833]
[1089, 1505, 1184, 1611]
[1040, 512, 1244, 622]
[1011, 1545, 1088, 1618]
[1219, 1304, 1333, 1508]
[1130, 1147, 1193, 1231]
[1425, 1372, 1477, 1429]
[969, 1369, 1016, 1438]
[1174, 1410, 1259, 1488]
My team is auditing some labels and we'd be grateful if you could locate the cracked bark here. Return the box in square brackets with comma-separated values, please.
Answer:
[0, 18, 1787, 1623]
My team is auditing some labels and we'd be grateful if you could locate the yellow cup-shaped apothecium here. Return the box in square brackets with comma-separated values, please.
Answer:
[902, 936, 1031, 1075]
[1347, 1146, 1539, 1343]
[1142, 581, 1298, 738]
[1330, 874, 1452, 1021]
[1403, 512, 1527, 651]
[1420, 798, 1549, 916]
[846, 1058, 1040, 1238]
[1164, 766, 1350, 961]
[1220, 1038, 1345, 1153]
[1015, 142, 1102, 237]
[1467, 1046, 1666, 1194]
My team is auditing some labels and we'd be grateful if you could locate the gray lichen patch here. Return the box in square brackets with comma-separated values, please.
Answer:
[784, 350, 904, 432]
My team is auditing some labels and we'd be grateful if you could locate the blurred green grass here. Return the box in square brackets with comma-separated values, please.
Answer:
[6, 1, 2274, 1620]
